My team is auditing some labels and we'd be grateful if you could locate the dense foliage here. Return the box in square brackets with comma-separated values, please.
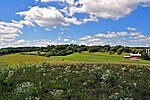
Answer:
[141, 52, 150, 60]
[0, 63, 150, 99]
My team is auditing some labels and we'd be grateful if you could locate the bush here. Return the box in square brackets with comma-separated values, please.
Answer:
[141, 52, 150, 60]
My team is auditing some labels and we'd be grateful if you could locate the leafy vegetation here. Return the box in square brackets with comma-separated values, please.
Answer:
[141, 52, 150, 60]
[0, 63, 150, 99]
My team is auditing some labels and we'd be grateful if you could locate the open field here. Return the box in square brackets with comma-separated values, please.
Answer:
[1, 63, 150, 99]
[0, 52, 149, 66]
[0, 52, 150, 99]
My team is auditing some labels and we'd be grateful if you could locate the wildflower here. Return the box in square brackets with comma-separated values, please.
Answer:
[50, 90, 63, 97]
[43, 73, 46, 76]
[15, 82, 36, 96]
[121, 67, 127, 71]
[106, 70, 111, 73]
[133, 83, 137, 87]
[8, 70, 15, 78]
[83, 82, 87, 86]
[129, 68, 135, 73]
[35, 97, 40, 100]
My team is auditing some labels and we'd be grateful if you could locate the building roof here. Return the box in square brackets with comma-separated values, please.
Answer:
[130, 54, 141, 56]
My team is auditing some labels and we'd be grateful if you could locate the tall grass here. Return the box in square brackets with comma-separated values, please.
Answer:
[0, 63, 150, 99]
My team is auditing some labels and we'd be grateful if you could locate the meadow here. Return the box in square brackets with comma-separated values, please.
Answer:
[0, 52, 149, 66]
[0, 63, 150, 99]
[0, 51, 150, 99]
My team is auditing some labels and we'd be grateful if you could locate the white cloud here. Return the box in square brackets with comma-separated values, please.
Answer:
[79, 40, 104, 46]
[0, 21, 23, 44]
[56, 0, 150, 20]
[95, 31, 128, 38]
[79, 35, 104, 46]
[86, 38, 101, 43]
[64, 38, 69, 42]
[15, 39, 28, 45]
[82, 15, 99, 23]
[40, 0, 75, 5]
[79, 35, 93, 41]
[64, 0, 143, 19]
[133, 34, 146, 39]
[71, 40, 76, 43]
[129, 36, 150, 42]
[16, 6, 68, 27]
[127, 27, 137, 31]
[36, 39, 58, 46]
[117, 32, 128, 36]
[17, 0, 150, 30]
[16, 6, 87, 27]
[19, 20, 34, 27]
[95, 32, 116, 38]
[130, 32, 141, 36]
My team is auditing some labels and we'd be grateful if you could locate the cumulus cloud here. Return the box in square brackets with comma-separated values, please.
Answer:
[15, 39, 29, 45]
[0, 19, 34, 47]
[0, 21, 23, 44]
[19, 20, 34, 27]
[16, 6, 69, 27]
[95, 31, 128, 38]
[17, 0, 150, 29]
[79, 35, 104, 46]
[1, 0, 150, 47]
[42, 0, 150, 20]
[79, 36, 93, 41]
[129, 36, 150, 42]
[79, 27, 149, 46]
[16, 6, 89, 27]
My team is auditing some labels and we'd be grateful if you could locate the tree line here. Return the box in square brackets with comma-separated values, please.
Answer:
[0, 44, 149, 60]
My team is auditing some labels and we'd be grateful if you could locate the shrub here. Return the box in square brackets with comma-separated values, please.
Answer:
[141, 52, 150, 60]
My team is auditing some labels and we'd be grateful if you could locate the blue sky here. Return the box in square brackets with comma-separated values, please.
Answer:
[0, 0, 150, 47]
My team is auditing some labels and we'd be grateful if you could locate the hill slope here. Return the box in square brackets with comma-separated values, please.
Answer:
[0, 52, 150, 66]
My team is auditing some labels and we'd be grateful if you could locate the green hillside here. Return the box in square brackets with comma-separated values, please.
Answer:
[0, 52, 149, 66]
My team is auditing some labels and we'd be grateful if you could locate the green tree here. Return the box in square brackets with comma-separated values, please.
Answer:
[117, 48, 124, 55]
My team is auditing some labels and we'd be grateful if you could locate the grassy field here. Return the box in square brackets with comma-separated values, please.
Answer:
[0, 52, 149, 66]
[1, 63, 150, 99]
[0, 52, 150, 99]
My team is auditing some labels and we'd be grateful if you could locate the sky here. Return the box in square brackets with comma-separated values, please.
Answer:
[0, 0, 150, 47]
